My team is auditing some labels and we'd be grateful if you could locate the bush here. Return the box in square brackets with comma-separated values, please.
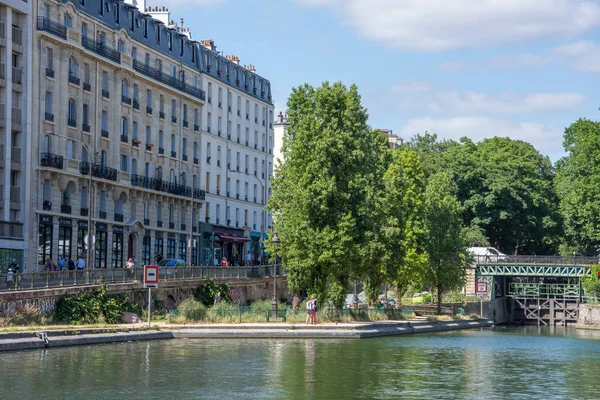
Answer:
[177, 299, 207, 321]
[208, 302, 239, 322]
[195, 278, 233, 306]
[55, 284, 139, 324]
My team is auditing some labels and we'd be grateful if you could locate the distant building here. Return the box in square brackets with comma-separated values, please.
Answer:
[379, 129, 403, 149]
[273, 112, 289, 170]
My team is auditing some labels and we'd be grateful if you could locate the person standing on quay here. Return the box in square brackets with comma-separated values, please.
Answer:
[312, 296, 318, 325]
[306, 297, 313, 325]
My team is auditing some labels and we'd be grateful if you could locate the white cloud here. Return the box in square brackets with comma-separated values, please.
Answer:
[390, 83, 586, 116]
[398, 117, 564, 159]
[296, 0, 600, 51]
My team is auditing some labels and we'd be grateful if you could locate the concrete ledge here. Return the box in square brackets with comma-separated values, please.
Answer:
[0, 319, 493, 352]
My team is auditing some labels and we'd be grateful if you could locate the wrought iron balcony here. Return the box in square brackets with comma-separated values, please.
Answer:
[182, 154, 188, 161]
[68, 74, 80, 86]
[37, 17, 67, 40]
[102, 90, 110, 99]
[114, 213, 124, 222]
[101, 130, 109, 138]
[157, 220, 163, 227]
[68, 119, 77, 127]
[146, 106, 153, 115]
[181, 224, 186, 231]
[80, 207, 89, 216]
[45, 68, 55, 78]
[99, 211, 107, 219]
[132, 139, 140, 148]
[132, 60, 205, 101]
[159, 111, 165, 119]
[45, 112, 54, 122]
[193, 157, 199, 165]
[183, 120, 189, 128]
[144, 218, 150, 225]
[40, 153, 64, 169]
[121, 95, 131, 105]
[43, 200, 52, 211]
[83, 82, 91, 91]
[80, 162, 118, 181]
[82, 36, 121, 64]
[169, 222, 175, 229]
[120, 135, 128, 143]
[194, 188, 206, 200]
[194, 124, 199, 132]
[171, 151, 176, 158]
[82, 123, 90, 132]
[145, 144, 152, 151]
[171, 116, 177, 124]
[130, 174, 195, 198]
[158, 147, 164, 155]
[61, 204, 72, 214]
[133, 99, 140, 109]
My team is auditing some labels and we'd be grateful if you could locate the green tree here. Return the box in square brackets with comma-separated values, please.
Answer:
[555, 119, 600, 255]
[421, 172, 471, 314]
[374, 148, 427, 298]
[269, 82, 385, 307]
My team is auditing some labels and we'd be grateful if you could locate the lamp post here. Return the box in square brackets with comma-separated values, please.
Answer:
[271, 232, 280, 316]
[44, 132, 93, 270]
[158, 154, 194, 269]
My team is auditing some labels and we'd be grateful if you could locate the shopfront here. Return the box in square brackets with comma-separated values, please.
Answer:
[214, 227, 250, 265]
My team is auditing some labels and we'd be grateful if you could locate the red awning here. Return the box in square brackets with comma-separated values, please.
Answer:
[217, 234, 251, 243]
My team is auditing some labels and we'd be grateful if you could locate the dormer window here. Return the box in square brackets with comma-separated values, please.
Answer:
[155, 25, 160, 44]
[168, 32, 172, 50]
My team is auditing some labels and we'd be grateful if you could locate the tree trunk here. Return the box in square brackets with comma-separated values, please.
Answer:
[436, 282, 442, 315]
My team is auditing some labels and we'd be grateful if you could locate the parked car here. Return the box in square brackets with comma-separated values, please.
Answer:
[158, 259, 185, 276]
[468, 247, 509, 262]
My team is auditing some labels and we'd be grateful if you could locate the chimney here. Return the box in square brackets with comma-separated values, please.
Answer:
[226, 55, 240, 65]
[244, 64, 256, 73]
[200, 40, 216, 52]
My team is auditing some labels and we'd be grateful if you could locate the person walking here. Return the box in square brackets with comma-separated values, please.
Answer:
[221, 257, 228, 267]
[245, 251, 252, 266]
[67, 257, 76, 280]
[312, 296, 318, 325]
[214, 291, 222, 306]
[306, 297, 314, 325]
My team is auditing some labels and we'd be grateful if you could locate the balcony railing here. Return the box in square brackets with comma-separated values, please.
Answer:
[144, 218, 150, 225]
[80, 162, 118, 181]
[133, 99, 139, 109]
[194, 124, 199, 132]
[121, 95, 131, 105]
[157, 220, 163, 228]
[183, 120, 189, 128]
[43, 200, 52, 211]
[82, 123, 90, 132]
[80, 207, 89, 216]
[120, 135, 128, 143]
[169, 222, 175, 229]
[102, 90, 110, 98]
[181, 224, 186, 231]
[61, 204, 72, 214]
[45, 68, 54, 78]
[45, 112, 54, 122]
[68, 74, 80, 86]
[145, 144, 152, 151]
[0, 222, 23, 239]
[130, 174, 199, 198]
[37, 17, 67, 40]
[158, 147, 164, 155]
[68, 118, 77, 127]
[159, 111, 165, 119]
[171, 116, 177, 124]
[132, 60, 206, 101]
[101, 130, 109, 138]
[40, 153, 63, 169]
[114, 213, 124, 222]
[194, 188, 206, 200]
[12, 25, 22, 46]
[82, 36, 121, 64]
[171, 151, 176, 158]
[193, 157, 199, 165]
[83, 82, 91, 91]
[99, 211, 107, 219]
[146, 106, 153, 115]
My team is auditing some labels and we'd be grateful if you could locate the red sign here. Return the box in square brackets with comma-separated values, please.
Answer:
[476, 282, 488, 293]
[144, 265, 159, 288]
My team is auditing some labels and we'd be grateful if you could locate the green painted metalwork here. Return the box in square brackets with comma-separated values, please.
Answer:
[509, 283, 580, 298]
[476, 264, 592, 277]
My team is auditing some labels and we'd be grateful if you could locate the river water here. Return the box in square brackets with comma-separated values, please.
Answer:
[1, 326, 600, 399]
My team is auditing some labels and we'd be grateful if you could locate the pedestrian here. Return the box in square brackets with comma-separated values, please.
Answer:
[5, 266, 14, 289]
[306, 297, 313, 325]
[312, 295, 318, 325]
[221, 257, 228, 267]
[45, 257, 53, 272]
[58, 255, 66, 272]
[245, 251, 252, 266]
[126, 257, 135, 269]
[155, 252, 164, 263]
[214, 291, 222, 306]
[76, 256, 86, 270]
[67, 257, 76, 280]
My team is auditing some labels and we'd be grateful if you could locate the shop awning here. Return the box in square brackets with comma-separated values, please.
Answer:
[217, 234, 251, 243]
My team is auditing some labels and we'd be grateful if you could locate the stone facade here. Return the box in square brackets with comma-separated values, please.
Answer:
[28, 0, 274, 271]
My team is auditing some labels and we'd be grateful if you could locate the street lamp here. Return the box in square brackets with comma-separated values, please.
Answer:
[158, 154, 195, 269]
[44, 131, 93, 270]
[271, 232, 280, 316]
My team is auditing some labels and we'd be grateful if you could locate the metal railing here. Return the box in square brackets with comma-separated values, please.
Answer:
[80, 162, 117, 181]
[509, 283, 580, 299]
[82, 36, 121, 64]
[0, 265, 283, 292]
[37, 17, 67, 40]
[132, 60, 205, 101]
[12, 25, 22, 46]
[474, 254, 599, 265]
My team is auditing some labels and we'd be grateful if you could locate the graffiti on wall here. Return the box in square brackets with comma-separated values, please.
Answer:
[0, 297, 57, 316]
[229, 288, 240, 303]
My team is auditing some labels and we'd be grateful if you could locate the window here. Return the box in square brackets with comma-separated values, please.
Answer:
[83, 63, 90, 85]
[67, 99, 77, 124]
[146, 89, 152, 108]
[120, 154, 128, 172]
[121, 117, 128, 138]
[145, 125, 150, 144]
[118, 40, 125, 53]
[46, 47, 53, 70]
[133, 121, 139, 140]
[58, 224, 72, 261]
[167, 239, 176, 258]
[179, 239, 186, 261]
[170, 134, 176, 152]
[68, 57, 78, 78]
[155, 237, 163, 259]
[63, 13, 73, 29]
[133, 84, 139, 102]
[143, 19, 148, 38]
[44, 91, 52, 115]
[39, 220, 53, 267]
[194, 142, 198, 159]
[159, 130, 164, 149]
[159, 95, 165, 113]
[180, 38, 184, 56]
[142, 236, 151, 265]
[82, 104, 89, 126]
[168, 32, 172, 50]
[171, 99, 177, 118]
[112, 231, 123, 268]
[129, 10, 134, 30]
[102, 71, 109, 91]
[77, 225, 87, 260]
[131, 47, 137, 61]
[95, 230, 108, 269]
[101, 111, 108, 132]
[121, 79, 129, 98]
[157, 202, 162, 222]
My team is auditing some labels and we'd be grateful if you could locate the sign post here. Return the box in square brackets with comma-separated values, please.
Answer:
[144, 265, 159, 327]
[476, 281, 489, 318]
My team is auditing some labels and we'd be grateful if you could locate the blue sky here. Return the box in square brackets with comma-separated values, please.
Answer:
[151, 0, 600, 161]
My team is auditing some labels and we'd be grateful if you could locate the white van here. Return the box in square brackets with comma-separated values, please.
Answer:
[468, 247, 509, 262]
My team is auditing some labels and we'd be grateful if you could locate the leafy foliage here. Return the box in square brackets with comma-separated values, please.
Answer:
[555, 119, 600, 255]
[269, 82, 386, 307]
[54, 284, 139, 324]
[177, 299, 207, 321]
[194, 278, 232, 306]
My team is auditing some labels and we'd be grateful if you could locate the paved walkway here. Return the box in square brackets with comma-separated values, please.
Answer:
[0, 319, 493, 352]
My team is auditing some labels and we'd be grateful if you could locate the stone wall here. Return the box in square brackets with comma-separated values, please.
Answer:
[577, 304, 600, 327]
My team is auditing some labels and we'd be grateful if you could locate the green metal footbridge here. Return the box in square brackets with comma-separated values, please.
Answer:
[474, 255, 596, 326]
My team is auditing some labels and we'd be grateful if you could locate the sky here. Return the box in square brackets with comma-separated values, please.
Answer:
[148, 0, 600, 161]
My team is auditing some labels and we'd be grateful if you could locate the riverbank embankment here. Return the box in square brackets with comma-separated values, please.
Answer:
[0, 319, 493, 352]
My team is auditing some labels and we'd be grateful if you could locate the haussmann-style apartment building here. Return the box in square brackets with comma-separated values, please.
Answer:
[26, 0, 274, 271]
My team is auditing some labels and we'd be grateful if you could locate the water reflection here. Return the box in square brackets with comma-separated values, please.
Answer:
[1, 327, 600, 399]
